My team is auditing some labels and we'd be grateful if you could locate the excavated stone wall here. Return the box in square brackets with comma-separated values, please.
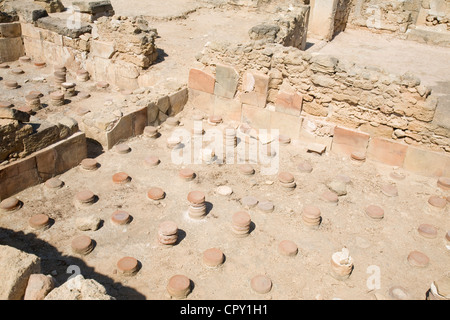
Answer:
[189, 40, 450, 176]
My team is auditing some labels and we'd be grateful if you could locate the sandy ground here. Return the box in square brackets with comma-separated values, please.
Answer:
[1, 100, 449, 299]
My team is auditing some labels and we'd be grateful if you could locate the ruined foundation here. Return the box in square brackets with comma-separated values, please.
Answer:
[0, 0, 449, 302]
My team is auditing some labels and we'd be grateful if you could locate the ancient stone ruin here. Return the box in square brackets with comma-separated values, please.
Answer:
[0, 0, 449, 301]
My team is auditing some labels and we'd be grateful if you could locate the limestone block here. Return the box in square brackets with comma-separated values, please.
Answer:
[0, 22, 22, 38]
[242, 104, 271, 129]
[36, 16, 92, 38]
[169, 88, 188, 116]
[403, 145, 450, 177]
[34, 0, 65, 13]
[270, 110, 302, 139]
[187, 88, 215, 115]
[157, 95, 170, 114]
[0, 245, 41, 300]
[20, 23, 40, 39]
[22, 120, 61, 156]
[90, 39, 115, 59]
[24, 274, 55, 300]
[34, 132, 87, 180]
[44, 275, 114, 300]
[0, 156, 39, 201]
[367, 137, 408, 167]
[331, 126, 370, 156]
[213, 95, 242, 122]
[188, 68, 215, 94]
[106, 114, 133, 149]
[214, 64, 239, 99]
[309, 0, 339, 40]
[0, 108, 30, 123]
[275, 90, 303, 116]
[0, 38, 25, 63]
[147, 102, 159, 124]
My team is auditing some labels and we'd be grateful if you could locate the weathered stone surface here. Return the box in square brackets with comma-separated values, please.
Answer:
[0, 156, 40, 201]
[22, 119, 61, 155]
[275, 90, 303, 116]
[36, 16, 92, 38]
[0, 119, 34, 162]
[3, 0, 48, 23]
[44, 275, 115, 300]
[249, 24, 280, 42]
[188, 68, 215, 94]
[212, 95, 242, 122]
[0, 108, 30, 122]
[35, 132, 87, 180]
[34, 0, 64, 13]
[76, 215, 102, 231]
[72, 0, 113, 14]
[90, 40, 115, 59]
[367, 137, 408, 167]
[0, 37, 25, 62]
[214, 64, 239, 99]
[0, 245, 41, 300]
[24, 274, 55, 300]
[403, 145, 450, 177]
[0, 22, 21, 38]
[168, 88, 188, 116]
[331, 126, 370, 156]
[310, 55, 338, 74]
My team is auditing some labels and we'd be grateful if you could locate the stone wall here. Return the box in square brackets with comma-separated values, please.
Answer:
[189, 40, 450, 177]
[0, 22, 24, 62]
[248, 5, 310, 50]
[347, 0, 420, 33]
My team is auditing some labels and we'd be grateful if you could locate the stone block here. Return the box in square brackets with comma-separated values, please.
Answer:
[106, 114, 133, 149]
[20, 23, 41, 39]
[242, 104, 271, 129]
[147, 102, 159, 124]
[0, 108, 30, 123]
[22, 37, 44, 61]
[214, 64, 239, 99]
[0, 245, 41, 300]
[24, 274, 55, 300]
[269, 110, 302, 139]
[367, 137, 408, 167]
[188, 88, 214, 115]
[0, 22, 22, 38]
[35, 132, 87, 180]
[0, 38, 25, 63]
[36, 16, 92, 38]
[331, 126, 370, 156]
[131, 107, 147, 136]
[359, 122, 394, 138]
[0, 156, 39, 201]
[309, 0, 339, 40]
[275, 90, 303, 116]
[90, 40, 115, 59]
[168, 88, 188, 116]
[243, 70, 269, 95]
[212, 95, 242, 122]
[44, 275, 114, 300]
[39, 28, 63, 46]
[22, 120, 61, 155]
[157, 95, 170, 114]
[403, 146, 450, 177]
[188, 68, 215, 94]
[240, 91, 267, 108]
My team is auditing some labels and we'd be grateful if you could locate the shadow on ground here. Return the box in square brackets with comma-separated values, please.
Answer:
[0, 227, 146, 300]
